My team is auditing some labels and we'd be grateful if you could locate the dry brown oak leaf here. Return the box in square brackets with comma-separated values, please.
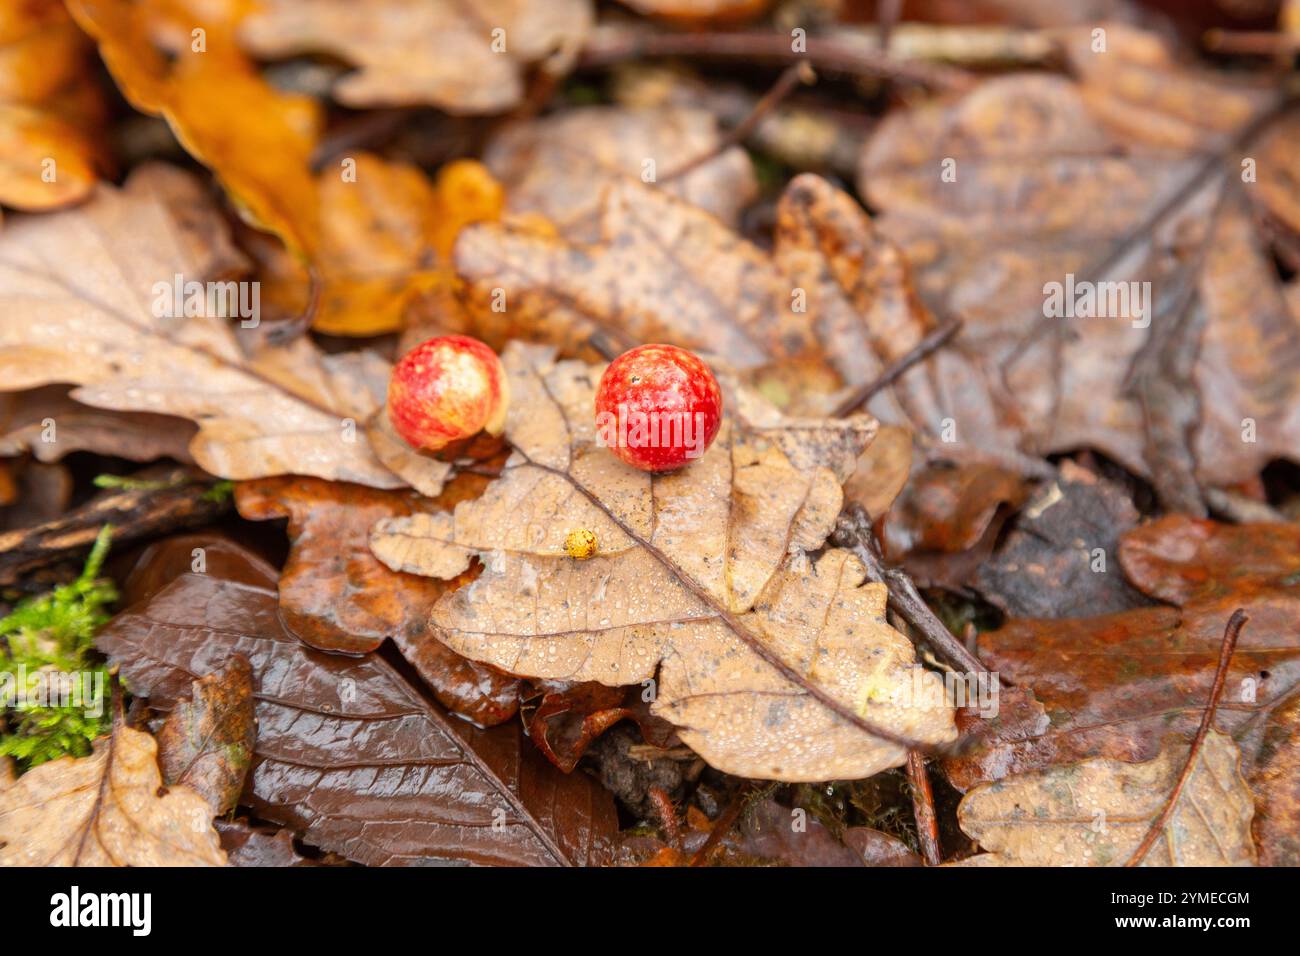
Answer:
[0, 163, 403, 488]
[859, 24, 1300, 487]
[96, 570, 618, 867]
[370, 344, 957, 782]
[483, 106, 757, 241]
[0, 717, 227, 866]
[239, 0, 592, 113]
[234, 475, 520, 726]
[955, 730, 1256, 867]
[453, 173, 923, 398]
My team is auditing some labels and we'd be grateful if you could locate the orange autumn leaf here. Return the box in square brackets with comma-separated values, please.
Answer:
[0, 0, 105, 213]
[68, 0, 504, 335]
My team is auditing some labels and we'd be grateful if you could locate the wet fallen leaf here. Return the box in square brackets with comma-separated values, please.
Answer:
[235, 475, 519, 725]
[956, 731, 1256, 866]
[951, 518, 1300, 799]
[523, 679, 674, 773]
[120, 533, 280, 609]
[859, 24, 1300, 493]
[0, 0, 104, 214]
[842, 423, 914, 520]
[0, 164, 402, 487]
[240, 0, 592, 113]
[0, 713, 226, 866]
[453, 177, 817, 365]
[157, 655, 256, 816]
[1250, 690, 1300, 866]
[217, 818, 317, 867]
[371, 344, 956, 781]
[975, 460, 1152, 618]
[0, 385, 196, 464]
[880, 463, 1027, 559]
[1120, 514, 1300, 606]
[483, 106, 756, 240]
[97, 569, 618, 866]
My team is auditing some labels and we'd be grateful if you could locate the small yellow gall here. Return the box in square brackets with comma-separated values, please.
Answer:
[564, 528, 598, 560]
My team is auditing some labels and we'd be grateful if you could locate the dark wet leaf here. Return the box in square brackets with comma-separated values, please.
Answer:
[975, 460, 1151, 618]
[157, 655, 256, 816]
[235, 475, 519, 726]
[97, 571, 619, 866]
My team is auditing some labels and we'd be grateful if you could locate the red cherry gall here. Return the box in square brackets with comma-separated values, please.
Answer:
[387, 335, 509, 452]
[594, 344, 722, 472]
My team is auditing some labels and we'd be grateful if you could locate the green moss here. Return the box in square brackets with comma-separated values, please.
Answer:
[0, 525, 117, 769]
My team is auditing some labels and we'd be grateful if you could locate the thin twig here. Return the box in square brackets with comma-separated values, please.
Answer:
[689, 781, 757, 867]
[906, 750, 942, 866]
[832, 319, 963, 417]
[833, 503, 996, 683]
[1204, 29, 1300, 55]
[1124, 608, 1248, 868]
[661, 63, 814, 183]
[579, 28, 973, 92]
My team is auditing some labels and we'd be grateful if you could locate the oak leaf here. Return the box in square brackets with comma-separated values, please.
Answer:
[234, 475, 519, 726]
[68, 1, 501, 336]
[956, 731, 1256, 866]
[371, 344, 957, 782]
[483, 106, 757, 240]
[239, 0, 592, 113]
[96, 567, 619, 866]
[0, 715, 226, 866]
[0, 385, 196, 464]
[0, 165, 403, 488]
[858, 24, 1300, 492]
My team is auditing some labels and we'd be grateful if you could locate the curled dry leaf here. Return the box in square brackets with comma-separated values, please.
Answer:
[240, 0, 593, 113]
[956, 731, 1256, 866]
[97, 569, 617, 866]
[371, 344, 956, 782]
[0, 385, 196, 464]
[453, 177, 816, 365]
[0, 164, 402, 488]
[483, 106, 757, 240]
[235, 475, 518, 726]
[0, 715, 226, 866]
[523, 680, 675, 773]
[157, 655, 257, 816]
